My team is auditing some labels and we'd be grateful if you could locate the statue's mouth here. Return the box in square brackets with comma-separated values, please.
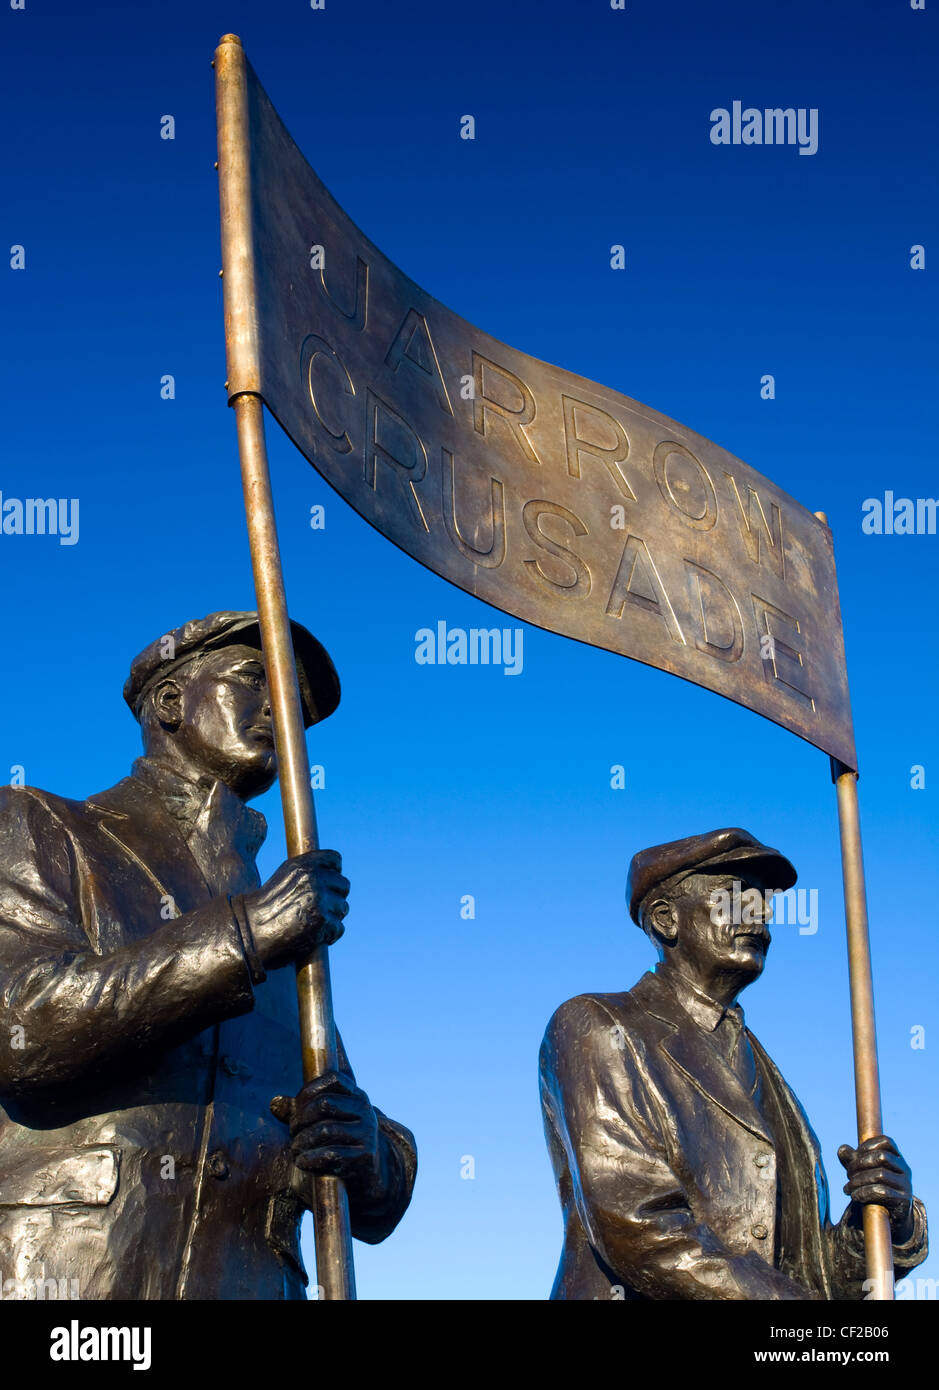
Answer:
[734, 931, 768, 949]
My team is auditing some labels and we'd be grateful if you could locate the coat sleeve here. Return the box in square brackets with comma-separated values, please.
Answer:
[827, 1197, 929, 1300]
[352, 1109, 418, 1245]
[540, 993, 818, 1300]
[289, 1029, 417, 1245]
[0, 787, 257, 1096]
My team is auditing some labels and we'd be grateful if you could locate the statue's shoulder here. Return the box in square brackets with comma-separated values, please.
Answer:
[545, 975, 678, 1060]
[0, 779, 138, 841]
[0, 786, 91, 878]
[543, 985, 647, 1045]
[0, 782, 83, 826]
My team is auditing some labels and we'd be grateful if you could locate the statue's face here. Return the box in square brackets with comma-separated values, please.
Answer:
[654, 870, 773, 987]
[155, 645, 277, 798]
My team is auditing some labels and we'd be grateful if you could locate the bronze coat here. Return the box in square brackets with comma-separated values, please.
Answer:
[540, 970, 927, 1300]
[0, 772, 415, 1300]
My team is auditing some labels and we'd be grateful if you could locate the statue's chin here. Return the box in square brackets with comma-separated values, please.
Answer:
[206, 747, 277, 801]
[238, 758, 278, 801]
[243, 773, 277, 801]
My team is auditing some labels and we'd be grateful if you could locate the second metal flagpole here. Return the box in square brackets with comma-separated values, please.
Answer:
[815, 512, 893, 1301]
[216, 33, 356, 1301]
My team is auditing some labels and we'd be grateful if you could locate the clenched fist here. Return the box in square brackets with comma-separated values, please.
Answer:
[838, 1134, 915, 1242]
[270, 1071, 389, 1203]
[242, 849, 349, 971]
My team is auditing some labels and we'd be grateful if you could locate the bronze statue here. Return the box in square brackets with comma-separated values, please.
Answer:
[540, 828, 927, 1299]
[0, 612, 415, 1300]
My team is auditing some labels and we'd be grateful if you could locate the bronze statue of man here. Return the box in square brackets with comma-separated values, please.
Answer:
[540, 827, 927, 1299]
[0, 612, 415, 1299]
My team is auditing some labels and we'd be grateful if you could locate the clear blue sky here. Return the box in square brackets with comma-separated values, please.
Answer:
[1, 0, 935, 1299]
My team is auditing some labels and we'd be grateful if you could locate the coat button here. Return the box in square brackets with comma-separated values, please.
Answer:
[208, 1151, 230, 1180]
[751, 1223, 768, 1239]
[755, 1154, 770, 1168]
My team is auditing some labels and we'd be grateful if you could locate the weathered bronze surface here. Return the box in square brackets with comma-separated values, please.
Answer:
[0, 612, 416, 1299]
[230, 57, 856, 770]
[539, 828, 927, 1299]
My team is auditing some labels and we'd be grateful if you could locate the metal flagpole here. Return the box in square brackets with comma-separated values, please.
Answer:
[215, 33, 356, 1301]
[814, 511, 893, 1301]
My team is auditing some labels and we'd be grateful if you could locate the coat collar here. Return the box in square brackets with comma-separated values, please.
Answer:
[84, 769, 214, 917]
[630, 968, 772, 1144]
[658, 966, 743, 1035]
[128, 758, 266, 858]
[87, 759, 267, 907]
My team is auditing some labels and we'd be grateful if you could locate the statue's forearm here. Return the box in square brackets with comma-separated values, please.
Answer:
[829, 1197, 929, 1297]
[0, 897, 255, 1095]
[586, 1198, 818, 1301]
[348, 1116, 418, 1243]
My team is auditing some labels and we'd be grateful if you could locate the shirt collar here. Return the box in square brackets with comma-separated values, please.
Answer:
[131, 755, 266, 858]
[656, 963, 745, 1034]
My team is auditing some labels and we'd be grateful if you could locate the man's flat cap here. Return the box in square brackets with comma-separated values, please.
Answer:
[124, 611, 340, 729]
[627, 827, 797, 924]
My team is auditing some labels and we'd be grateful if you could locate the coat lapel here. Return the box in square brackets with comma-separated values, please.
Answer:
[749, 1032, 832, 1296]
[631, 971, 773, 1144]
[84, 776, 213, 918]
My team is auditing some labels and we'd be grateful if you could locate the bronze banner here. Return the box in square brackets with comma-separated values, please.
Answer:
[235, 60, 857, 771]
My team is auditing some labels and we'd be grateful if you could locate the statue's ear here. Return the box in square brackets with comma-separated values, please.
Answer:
[151, 678, 183, 730]
[647, 896, 678, 944]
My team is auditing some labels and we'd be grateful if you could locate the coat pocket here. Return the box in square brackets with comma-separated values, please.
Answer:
[0, 1146, 121, 1207]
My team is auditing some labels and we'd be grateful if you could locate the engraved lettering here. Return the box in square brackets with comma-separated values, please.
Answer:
[751, 593, 814, 708]
[522, 500, 590, 596]
[364, 388, 430, 531]
[725, 472, 785, 578]
[320, 253, 368, 331]
[562, 395, 635, 500]
[685, 560, 744, 662]
[606, 535, 686, 644]
[472, 352, 541, 465]
[385, 308, 453, 415]
[442, 448, 505, 568]
[653, 441, 718, 530]
[300, 334, 356, 454]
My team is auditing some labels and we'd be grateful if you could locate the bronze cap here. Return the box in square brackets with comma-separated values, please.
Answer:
[124, 610, 340, 729]
[627, 827, 797, 924]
